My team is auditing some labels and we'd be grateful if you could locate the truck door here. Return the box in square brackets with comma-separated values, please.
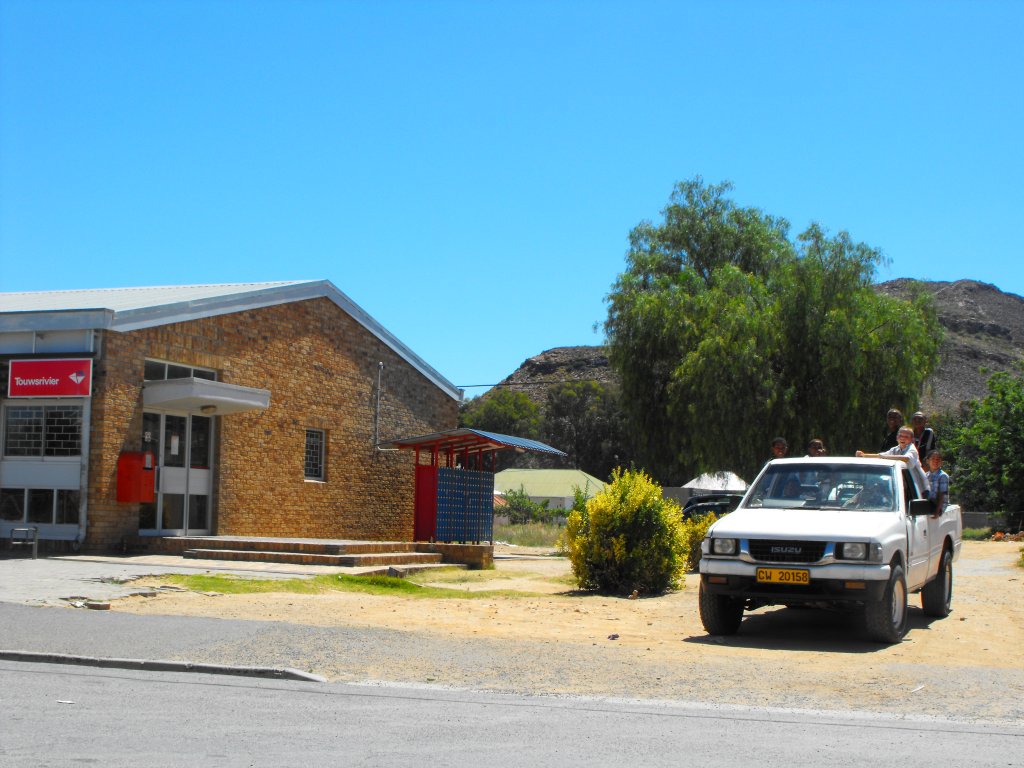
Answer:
[902, 468, 931, 589]
[905, 466, 937, 585]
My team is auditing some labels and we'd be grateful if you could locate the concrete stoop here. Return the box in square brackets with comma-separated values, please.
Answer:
[122, 535, 493, 570]
[181, 548, 445, 568]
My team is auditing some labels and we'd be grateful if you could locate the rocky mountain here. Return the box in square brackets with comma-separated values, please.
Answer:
[496, 280, 1024, 417]
[876, 280, 1024, 414]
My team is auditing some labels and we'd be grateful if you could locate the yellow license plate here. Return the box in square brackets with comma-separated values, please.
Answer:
[756, 568, 810, 585]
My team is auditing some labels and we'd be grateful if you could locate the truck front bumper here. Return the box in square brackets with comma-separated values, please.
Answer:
[700, 561, 891, 604]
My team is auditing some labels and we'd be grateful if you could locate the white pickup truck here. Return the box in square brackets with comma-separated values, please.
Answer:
[698, 456, 962, 643]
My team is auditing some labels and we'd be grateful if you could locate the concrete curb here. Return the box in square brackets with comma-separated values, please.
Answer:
[0, 650, 326, 682]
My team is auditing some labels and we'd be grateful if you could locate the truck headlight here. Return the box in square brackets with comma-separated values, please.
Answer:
[837, 542, 867, 560]
[711, 538, 738, 556]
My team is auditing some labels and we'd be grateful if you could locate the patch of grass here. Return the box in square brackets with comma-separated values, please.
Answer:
[494, 521, 564, 548]
[144, 571, 555, 600]
[963, 527, 994, 540]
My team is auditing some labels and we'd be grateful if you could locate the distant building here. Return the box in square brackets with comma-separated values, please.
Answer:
[493, 468, 605, 511]
[0, 281, 460, 551]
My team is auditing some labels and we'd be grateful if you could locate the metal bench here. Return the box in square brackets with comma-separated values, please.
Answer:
[10, 527, 39, 559]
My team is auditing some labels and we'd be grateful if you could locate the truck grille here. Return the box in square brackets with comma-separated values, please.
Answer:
[748, 540, 826, 563]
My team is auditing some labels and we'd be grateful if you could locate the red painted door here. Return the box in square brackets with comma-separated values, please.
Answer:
[414, 465, 438, 541]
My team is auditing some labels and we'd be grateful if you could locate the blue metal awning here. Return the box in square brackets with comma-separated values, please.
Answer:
[378, 428, 566, 457]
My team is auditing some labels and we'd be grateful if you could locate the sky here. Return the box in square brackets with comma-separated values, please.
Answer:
[2, 1, 1021, 396]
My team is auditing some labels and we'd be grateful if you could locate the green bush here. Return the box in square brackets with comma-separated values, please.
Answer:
[502, 487, 558, 524]
[563, 468, 687, 595]
[680, 512, 718, 571]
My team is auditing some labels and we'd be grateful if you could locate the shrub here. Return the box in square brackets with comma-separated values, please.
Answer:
[680, 512, 718, 571]
[563, 468, 687, 595]
[502, 487, 557, 524]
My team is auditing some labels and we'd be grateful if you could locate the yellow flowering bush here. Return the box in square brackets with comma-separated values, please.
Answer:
[564, 468, 688, 595]
[680, 511, 718, 571]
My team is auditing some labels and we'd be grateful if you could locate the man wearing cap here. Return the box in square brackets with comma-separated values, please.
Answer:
[911, 411, 937, 460]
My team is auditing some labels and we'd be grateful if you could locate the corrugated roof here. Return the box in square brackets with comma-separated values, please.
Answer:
[494, 468, 605, 498]
[0, 282, 307, 313]
[0, 280, 461, 401]
[378, 428, 566, 457]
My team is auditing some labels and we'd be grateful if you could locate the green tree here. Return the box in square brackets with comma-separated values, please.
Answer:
[605, 178, 940, 484]
[543, 380, 629, 479]
[945, 366, 1024, 528]
[459, 388, 540, 438]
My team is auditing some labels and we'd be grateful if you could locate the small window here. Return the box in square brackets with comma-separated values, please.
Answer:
[304, 429, 325, 481]
[144, 359, 216, 382]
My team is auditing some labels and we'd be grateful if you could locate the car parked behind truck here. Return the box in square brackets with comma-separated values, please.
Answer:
[698, 456, 962, 643]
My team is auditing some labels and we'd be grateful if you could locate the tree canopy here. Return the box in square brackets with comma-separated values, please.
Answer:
[945, 365, 1024, 526]
[543, 380, 629, 480]
[605, 178, 941, 485]
[459, 381, 632, 479]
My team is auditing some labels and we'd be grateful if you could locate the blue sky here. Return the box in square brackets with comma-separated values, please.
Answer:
[2, 1, 1021, 395]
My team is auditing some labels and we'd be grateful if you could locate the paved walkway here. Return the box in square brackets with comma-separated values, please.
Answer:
[0, 552, 383, 607]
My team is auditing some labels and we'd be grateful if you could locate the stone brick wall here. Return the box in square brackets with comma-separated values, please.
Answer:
[86, 298, 458, 550]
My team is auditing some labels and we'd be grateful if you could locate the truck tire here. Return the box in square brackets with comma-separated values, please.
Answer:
[921, 548, 953, 617]
[699, 580, 743, 635]
[865, 563, 908, 643]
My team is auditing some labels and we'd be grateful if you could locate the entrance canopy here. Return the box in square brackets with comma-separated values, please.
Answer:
[379, 428, 566, 465]
[143, 377, 271, 415]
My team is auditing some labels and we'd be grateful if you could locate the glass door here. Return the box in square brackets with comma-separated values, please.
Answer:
[140, 411, 213, 535]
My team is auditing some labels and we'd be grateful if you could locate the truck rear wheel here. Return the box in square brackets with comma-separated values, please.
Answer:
[865, 563, 908, 643]
[921, 549, 953, 617]
[699, 580, 743, 635]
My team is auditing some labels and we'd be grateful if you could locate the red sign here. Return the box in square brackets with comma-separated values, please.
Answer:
[8, 359, 93, 398]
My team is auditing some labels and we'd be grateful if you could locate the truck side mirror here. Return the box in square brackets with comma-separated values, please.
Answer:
[909, 498, 935, 517]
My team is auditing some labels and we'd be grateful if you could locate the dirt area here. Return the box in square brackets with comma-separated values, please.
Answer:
[112, 541, 1024, 723]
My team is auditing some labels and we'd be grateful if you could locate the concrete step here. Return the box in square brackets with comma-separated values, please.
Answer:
[182, 548, 444, 567]
[175, 538, 419, 556]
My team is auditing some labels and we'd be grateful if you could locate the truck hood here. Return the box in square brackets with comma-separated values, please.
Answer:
[709, 507, 898, 541]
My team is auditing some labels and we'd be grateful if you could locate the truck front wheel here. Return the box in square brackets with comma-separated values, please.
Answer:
[699, 580, 743, 635]
[865, 563, 908, 643]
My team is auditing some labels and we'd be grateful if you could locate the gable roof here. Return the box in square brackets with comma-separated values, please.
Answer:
[493, 468, 605, 498]
[0, 280, 462, 401]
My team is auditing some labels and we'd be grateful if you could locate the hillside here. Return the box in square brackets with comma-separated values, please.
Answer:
[494, 280, 1024, 417]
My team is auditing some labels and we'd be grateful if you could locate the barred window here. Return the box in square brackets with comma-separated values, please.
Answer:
[3, 405, 83, 457]
[304, 429, 325, 481]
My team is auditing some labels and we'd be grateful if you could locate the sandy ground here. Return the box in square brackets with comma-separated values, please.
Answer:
[112, 541, 1024, 723]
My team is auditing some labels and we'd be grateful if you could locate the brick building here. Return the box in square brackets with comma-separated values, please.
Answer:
[0, 281, 461, 551]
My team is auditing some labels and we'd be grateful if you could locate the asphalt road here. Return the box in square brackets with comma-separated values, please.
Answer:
[2, 660, 1021, 768]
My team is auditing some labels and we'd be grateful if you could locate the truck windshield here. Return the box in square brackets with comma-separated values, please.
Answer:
[746, 464, 897, 512]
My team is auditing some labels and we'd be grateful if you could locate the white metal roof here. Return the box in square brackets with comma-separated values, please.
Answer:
[0, 281, 462, 401]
